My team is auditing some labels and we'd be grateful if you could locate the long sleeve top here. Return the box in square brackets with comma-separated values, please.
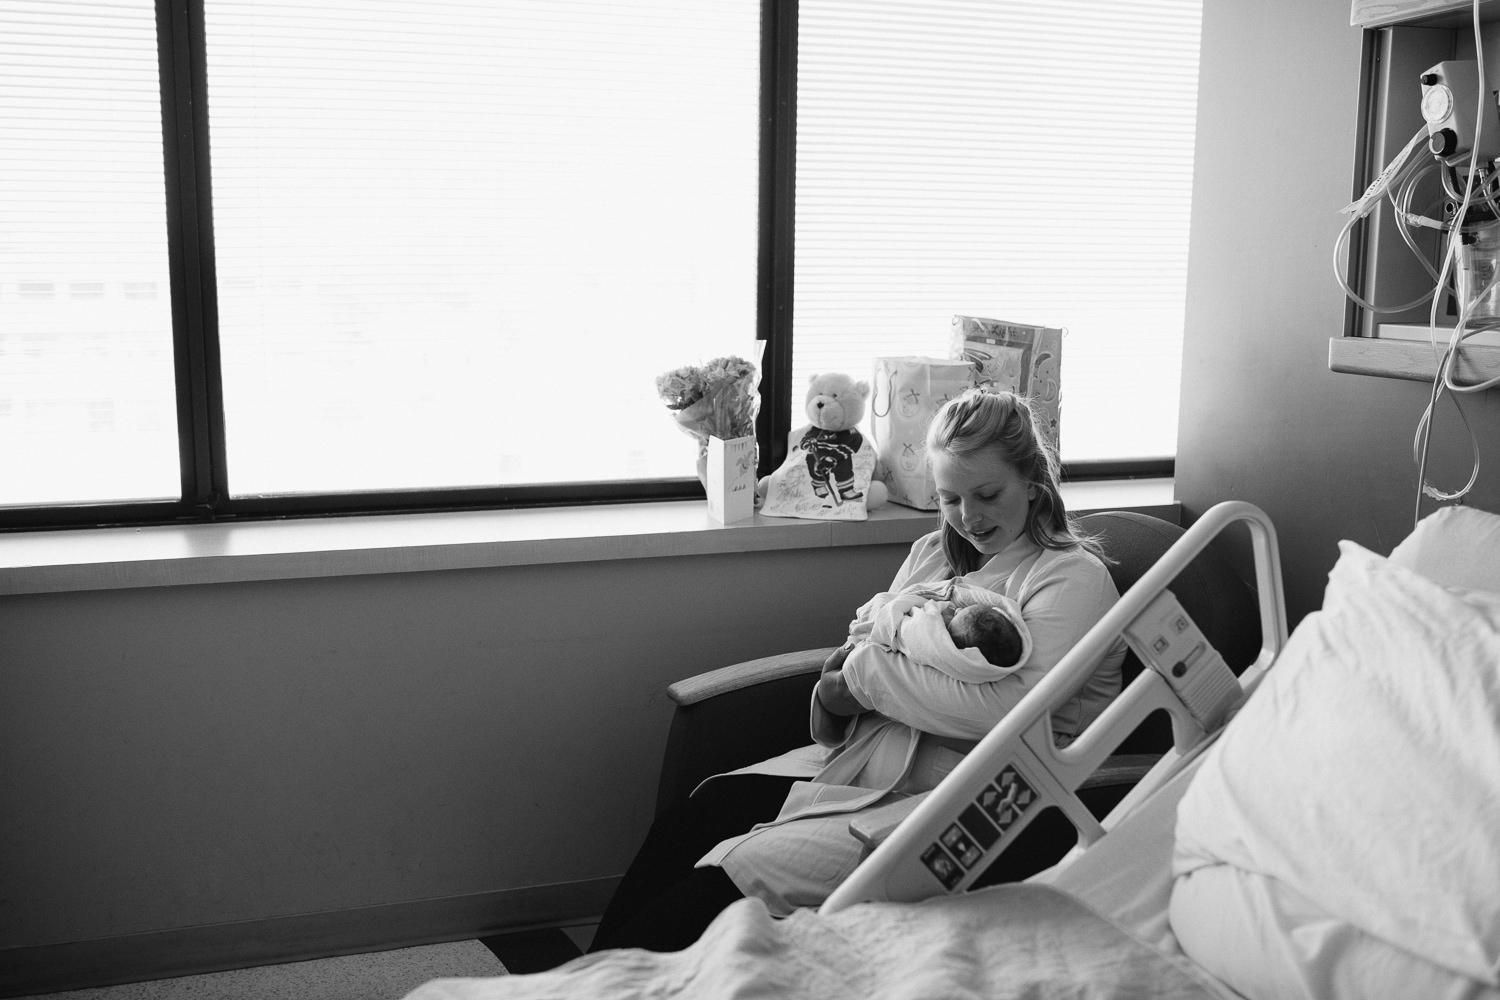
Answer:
[836, 530, 1124, 743]
[699, 529, 1127, 911]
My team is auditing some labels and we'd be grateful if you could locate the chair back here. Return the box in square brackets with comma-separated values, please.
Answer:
[655, 510, 1263, 814]
[1078, 510, 1261, 754]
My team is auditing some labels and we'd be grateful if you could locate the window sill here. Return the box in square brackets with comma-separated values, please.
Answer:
[0, 479, 1175, 596]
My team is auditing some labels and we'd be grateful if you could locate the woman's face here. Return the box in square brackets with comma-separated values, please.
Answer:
[931, 444, 1034, 557]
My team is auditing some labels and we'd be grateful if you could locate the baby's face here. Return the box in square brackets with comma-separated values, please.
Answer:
[948, 605, 1023, 667]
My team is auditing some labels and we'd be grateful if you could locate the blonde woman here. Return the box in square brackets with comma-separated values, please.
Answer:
[591, 389, 1127, 954]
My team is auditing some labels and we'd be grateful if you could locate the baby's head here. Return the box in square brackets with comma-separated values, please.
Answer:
[947, 604, 1025, 667]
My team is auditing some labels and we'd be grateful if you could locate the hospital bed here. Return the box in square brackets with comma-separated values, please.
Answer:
[406, 500, 1500, 1000]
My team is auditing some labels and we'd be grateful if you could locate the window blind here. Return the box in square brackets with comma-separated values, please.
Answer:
[795, 0, 1202, 462]
[0, 0, 179, 505]
[202, 0, 760, 496]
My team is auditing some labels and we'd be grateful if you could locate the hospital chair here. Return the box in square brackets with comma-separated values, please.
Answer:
[654, 507, 1266, 840]
[822, 500, 1286, 909]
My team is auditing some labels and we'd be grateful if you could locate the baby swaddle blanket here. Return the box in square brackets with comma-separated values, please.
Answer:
[850, 580, 1032, 681]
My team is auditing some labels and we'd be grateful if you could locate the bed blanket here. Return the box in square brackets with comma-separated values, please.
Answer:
[403, 884, 1226, 1000]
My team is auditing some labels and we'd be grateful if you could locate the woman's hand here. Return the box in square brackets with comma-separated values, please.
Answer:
[816, 668, 865, 717]
[822, 642, 854, 675]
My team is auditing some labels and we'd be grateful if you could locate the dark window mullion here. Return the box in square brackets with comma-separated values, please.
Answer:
[757, 0, 797, 476]
[156, 0, 227, 519]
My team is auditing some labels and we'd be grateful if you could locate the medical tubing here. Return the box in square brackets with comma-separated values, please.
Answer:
[1391, 162, 1444, 279]
[1429, 0, 1484, 335]
[1334, 209, 1438, 313]
[1412, 368, 1481, 527]
[1334, 129, 1446, 313]
[1410, 0, 1490, 526]
[1443, 0, 1490, 333]
[1480, 175, 1500, 218]
[1430, 180, 1477, 333]
[1442, 162, 1466, 201]
[1440, 288, 1500, 392]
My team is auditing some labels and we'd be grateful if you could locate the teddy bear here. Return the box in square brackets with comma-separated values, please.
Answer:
[759, 372, 888, 513]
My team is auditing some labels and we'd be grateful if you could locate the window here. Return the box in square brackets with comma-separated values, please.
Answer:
[1, 1, 179, 508]
[794, 0, 1201, 463]
[202, 1, 760, 496]
[0, 1, 1197, 529]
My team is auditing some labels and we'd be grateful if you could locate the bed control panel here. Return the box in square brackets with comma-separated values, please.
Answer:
[918, 763, 1038, 890]
[1122, 590, 1240, 733]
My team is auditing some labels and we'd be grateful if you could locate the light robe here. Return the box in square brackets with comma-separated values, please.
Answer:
[699, 529, 1127, 914]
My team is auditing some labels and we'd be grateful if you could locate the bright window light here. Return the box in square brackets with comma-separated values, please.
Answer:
[795, 0, 1202, 462]
[202, 0, 760, 496]
[0, 0, 179, 506]
[1, 1, 1201, 518]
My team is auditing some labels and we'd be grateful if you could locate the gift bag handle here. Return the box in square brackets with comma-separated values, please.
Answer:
[871, 361, 894, 419]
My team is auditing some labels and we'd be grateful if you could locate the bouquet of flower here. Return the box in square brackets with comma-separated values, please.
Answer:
[655, 354, 761, 483]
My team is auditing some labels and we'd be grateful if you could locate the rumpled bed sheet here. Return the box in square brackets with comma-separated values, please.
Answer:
[403, 883, 1225, 1000]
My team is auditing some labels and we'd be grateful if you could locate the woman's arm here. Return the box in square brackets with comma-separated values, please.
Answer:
[810, 643, 866, 745]
[809, 531, 948, 745]
[816, 669, 866, 717]
[841, 560, 1119, 740]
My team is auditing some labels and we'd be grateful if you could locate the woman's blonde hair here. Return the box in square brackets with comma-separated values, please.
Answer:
[925, 388, 1106, 574]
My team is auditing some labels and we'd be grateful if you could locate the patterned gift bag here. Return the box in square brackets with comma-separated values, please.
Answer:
[950, 315, 1062, 453]
[869, 357, 975, 510]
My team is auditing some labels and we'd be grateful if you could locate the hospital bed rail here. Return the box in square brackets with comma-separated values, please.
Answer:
[820, 500, 1288, 913]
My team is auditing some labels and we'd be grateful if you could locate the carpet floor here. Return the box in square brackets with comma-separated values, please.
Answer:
[8, 940, 507, 1000]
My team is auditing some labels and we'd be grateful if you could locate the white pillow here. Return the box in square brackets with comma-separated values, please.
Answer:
[1388, 504, 1500, 594]
[1172, 541, 1500, 986]
[1170, 864, 1500, 1000]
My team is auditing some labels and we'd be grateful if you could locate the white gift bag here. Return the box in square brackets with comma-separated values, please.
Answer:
[869, 357, 975, 510]
[706, 434, 756, 523]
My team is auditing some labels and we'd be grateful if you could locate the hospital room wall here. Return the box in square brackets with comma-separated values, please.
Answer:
[10, 0, 1493, 985]
[1174, 0, 1500, 624]
[0, 543, 909, 986]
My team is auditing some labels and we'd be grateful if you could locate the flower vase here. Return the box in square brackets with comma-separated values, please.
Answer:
[705, 435, 755, 523]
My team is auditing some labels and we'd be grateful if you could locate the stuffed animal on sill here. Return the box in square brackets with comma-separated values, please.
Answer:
[758, 372, 888, 521]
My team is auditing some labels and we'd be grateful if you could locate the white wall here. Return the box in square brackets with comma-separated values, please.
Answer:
[1175, 0, 1500, 622]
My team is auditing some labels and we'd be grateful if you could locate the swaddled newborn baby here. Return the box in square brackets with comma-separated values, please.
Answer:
[942, 603, 1026, 668]
[848, 580, 1033, 681]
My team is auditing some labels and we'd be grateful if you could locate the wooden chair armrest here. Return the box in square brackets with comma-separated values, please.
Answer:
[655, 647, 839, 816]
[666, 647, 838, 707]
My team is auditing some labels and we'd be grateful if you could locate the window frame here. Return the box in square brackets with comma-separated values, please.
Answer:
[2, 0, 1166, 533]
